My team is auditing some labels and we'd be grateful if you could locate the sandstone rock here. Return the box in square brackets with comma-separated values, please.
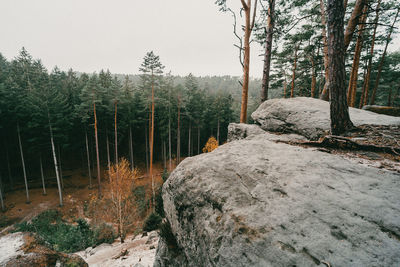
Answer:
[251, 97, 400, 140]
[155, 133, 400, 266]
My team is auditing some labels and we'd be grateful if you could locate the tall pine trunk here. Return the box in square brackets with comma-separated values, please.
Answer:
[261, 0, 275, 102]
[370, 8, 399, 105]
[319, 0, 330, 100]
[310, 55, 317, 98]
[197, 126, 200, 155]
[57, 145, 63, 189]
[177, 94, 181, 164]
[327, 0, 354, 135]
[149, 72, 155, 212]
[4, 141, 13, 190]
[94, 101, 101, 196]
[188, 122, 191, 157]
[168, 117, 172, 171]
[361, 0, 381, 106]
[347, 4, 368, 107]
[39, 154, 46, 195]
[129, 126, 134, 169]
[48, 117, 63, 206]
[106, 130, 111, 172]
[145, 124, 149, 174]
[17, 123, 30, 204]
[290, 45, 299, 98]
[85, 129, 92, 189]
[0, 174, 4, 211]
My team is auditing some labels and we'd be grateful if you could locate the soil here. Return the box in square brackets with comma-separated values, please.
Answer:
[0, 160, 178, 232]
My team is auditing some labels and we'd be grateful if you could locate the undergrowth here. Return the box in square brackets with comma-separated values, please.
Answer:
[15, 210, 116, 253]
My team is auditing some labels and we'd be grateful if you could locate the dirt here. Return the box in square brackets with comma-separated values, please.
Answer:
[0, 161, 177, 231]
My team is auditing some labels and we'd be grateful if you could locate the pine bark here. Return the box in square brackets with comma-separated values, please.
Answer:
[347, 4, 368, 107]
[39, 155, 46, 195]
[177, 95, 181, 164]
[94, 101, 101, 196]
[319, 0, 330, 100]
[17, 123, 30, 204]
[327, 0, 354, 135]
[85, 130, 92, 189]
[149, 72, 155, 211]
[343, 0, 367, 51]
[370, 8, 399, 105]
[48, 118, 63, 206]
[361, 0, 381, 106]
[261, 0, 275, 102]
[310, 55, 317, 98]
[290, 45, 299, 98]
[57, 145, 63, 189]
[106, 130, 111, 172]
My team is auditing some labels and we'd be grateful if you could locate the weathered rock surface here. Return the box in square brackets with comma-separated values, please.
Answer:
[252, 97, 400, 140]
[155, 131, 400, 266]
[0, 232, 87, 267]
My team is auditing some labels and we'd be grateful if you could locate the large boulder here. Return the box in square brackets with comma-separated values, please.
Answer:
[251, 97, 400, 140]
[154, 131, 400, 266]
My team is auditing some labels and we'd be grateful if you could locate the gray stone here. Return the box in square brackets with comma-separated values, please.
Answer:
[251, 97, 400, 140]
[155, 133, 400, 267]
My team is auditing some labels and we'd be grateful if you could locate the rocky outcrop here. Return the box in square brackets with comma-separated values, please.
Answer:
[362, 105, 400, 117]
[252, 97, 400, 140]
[155, 98, 400, 267]
[0, 232, 87, 267]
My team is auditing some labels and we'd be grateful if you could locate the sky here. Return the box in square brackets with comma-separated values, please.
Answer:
[0, 1, 399, 78]
[0, 0, 265, 77]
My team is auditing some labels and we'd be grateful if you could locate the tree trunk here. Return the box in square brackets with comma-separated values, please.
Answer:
[85, 130, 92, 189]
[347, 4, 368, 107]
[283, 69, 287, 98]
[361, 0, 381, 107]
[163, 141, 167, 169]
[39, 154, 46, 195]
[94, 101, 101, 196]
[370, 7, 399, 105]
[217, 118, 220, 145]
[310, 55, 317, 98]
[188, 122, 191, 157]
[145, 124, 149, 174]
[261, 0, 275, 102]
[240, 0, 257, 123]
[57, 145, 63, 189]
[149, 72, 155, 212]
[17, 123, 30, 204]
[0, 174, 4, 211]
[129, 126, 134, 169]
[343, 0, 367, 51]
[106, 130, 111, 171]
[358, 43, 370, 108]
[177, 94, 181, 164]
[4, 141, 13, 190]
[168, 117, 172, 171]
[48, 118, 63, 206]
[327, 0, 354, 135]
[319, 0, 330, 101]
[290, 45, 299, 98]
[197, 126, 200, 155]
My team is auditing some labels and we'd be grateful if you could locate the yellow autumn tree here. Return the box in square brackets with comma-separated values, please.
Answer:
[108, 158, 137, 243]
[202, 137, 218, 153]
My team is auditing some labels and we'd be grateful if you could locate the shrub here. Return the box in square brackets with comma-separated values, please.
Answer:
[202, 136, 218, 153]
[143, 212, 162, 232]
[15, 210, 99, 253]
[94, 223, 116, 244]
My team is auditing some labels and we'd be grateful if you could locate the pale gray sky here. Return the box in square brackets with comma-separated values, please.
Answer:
[0, 1, 399, 78]
[0, 0, 264, 77]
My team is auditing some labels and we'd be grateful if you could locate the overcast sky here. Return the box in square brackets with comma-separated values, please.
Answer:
[1, 1, 399, 78]
[0, 0, 265, 77]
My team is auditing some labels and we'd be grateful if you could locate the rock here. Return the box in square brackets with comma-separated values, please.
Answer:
[362, 105, 400, 117]
[155, 133, 400, 266]
[251, 97, 400, 140]
[227, 123, 266, 142]
[0, 232, 87, 267]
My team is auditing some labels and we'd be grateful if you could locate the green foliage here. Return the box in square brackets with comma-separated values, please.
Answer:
[93, 222, 117, 244]
[132, 186, 148, 218]
[143, 212, 162, 232]
[14, 210, 112, 253]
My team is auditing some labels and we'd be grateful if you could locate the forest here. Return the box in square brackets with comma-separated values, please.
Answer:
[0, 0, 399, 264]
